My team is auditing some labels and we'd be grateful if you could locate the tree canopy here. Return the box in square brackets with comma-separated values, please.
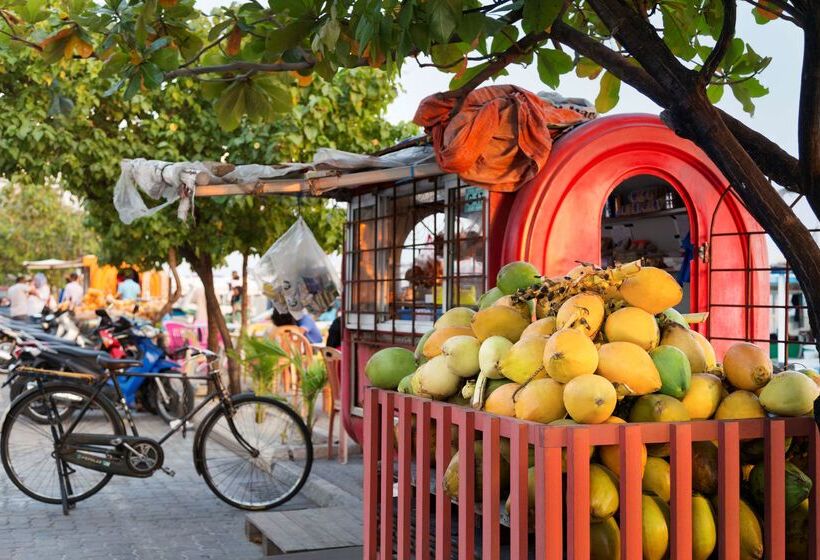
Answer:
[0, 181, 99, 279]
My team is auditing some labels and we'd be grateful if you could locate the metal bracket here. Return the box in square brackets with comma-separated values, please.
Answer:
[698, 242, 710, 263]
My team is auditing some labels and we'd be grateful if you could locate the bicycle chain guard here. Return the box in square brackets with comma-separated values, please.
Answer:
[59, 433, 165, 478]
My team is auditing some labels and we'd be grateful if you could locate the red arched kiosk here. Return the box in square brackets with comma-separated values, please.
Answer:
[341, 113, 769, 445]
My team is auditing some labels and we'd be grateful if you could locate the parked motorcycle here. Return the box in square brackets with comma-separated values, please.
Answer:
[1, 311, 193, 423]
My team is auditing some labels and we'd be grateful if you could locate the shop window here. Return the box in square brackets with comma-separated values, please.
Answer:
[602, 175, 691, 312]
[344, 175, 487, 336]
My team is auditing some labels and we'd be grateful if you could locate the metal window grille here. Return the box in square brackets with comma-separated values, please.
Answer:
[343, 175, 488, 410]
[708, 188, 819, 366]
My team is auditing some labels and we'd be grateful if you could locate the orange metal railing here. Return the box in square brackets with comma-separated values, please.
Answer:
[363, 388, 820, 560]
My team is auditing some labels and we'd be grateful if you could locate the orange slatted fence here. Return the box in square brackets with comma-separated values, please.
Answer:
[363, 388, 820, 560]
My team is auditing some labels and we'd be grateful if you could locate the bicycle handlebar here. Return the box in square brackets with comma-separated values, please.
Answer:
[170, 345, 219, 363]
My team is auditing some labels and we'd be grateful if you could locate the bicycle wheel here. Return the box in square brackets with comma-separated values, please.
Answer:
[1, 382, 125, 504]
[196, 395, 313, 510]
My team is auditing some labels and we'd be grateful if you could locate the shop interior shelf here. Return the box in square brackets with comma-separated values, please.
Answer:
[602, 206, 687, 225]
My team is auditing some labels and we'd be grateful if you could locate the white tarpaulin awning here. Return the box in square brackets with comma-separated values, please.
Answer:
[23, 258, 85, 270]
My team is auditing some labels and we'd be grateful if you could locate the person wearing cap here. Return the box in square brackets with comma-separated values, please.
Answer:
[7, 276, 33, 320]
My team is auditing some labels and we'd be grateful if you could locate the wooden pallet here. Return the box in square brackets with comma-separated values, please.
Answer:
[246, 506, 363, 556]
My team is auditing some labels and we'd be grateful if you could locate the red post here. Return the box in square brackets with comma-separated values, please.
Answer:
[809, 419, 820, 560]
[379, 392, 395, 560]
[619, 424, 642, 560]
[509, 422, 530, 560]
[718, 421, 741, 560]
[397, 396, 412, 560]
[669, 423, 692, 560]
[435, 406, 453, 560]
[482, 417, 501, 560]
[567, 427, 591, 560]
[363, 389, 379, 560]
[457, 409, 476, 559]
[765, 419, 786, 560]
[536, 429, 563, 560]
[415, 400, 432, 560]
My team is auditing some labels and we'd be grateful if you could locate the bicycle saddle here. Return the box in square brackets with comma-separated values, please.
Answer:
[97, 355, 142, 370]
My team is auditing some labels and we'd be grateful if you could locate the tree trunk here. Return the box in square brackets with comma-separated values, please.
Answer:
[154, 247, 182, 322]
[799, 4, 820, 217]
[239, 252, 249, 342]
[184, 248, 242, 394]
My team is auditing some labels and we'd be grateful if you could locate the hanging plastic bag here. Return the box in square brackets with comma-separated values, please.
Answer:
[255, 217, 341, 316]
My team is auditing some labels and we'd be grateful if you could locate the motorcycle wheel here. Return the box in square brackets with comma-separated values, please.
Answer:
[9, 377, 77, 424]
[149, 372, 194, 424]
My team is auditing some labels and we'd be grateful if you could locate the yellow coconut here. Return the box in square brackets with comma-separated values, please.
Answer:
[471, 306, 530, 342]
[619, 267, 682, 314]
[603, 306, 660, 351]
[642, 457, 671, 502]
[723, 342, 773, 391]
[484, 382, 520, 417]
[544, 328, 599, 383]
[513, 378, 566, 424]
[714, 390, 765, 420]
[556, 293, 605, 337]
[590, 517, 621, 560]
[596, 341, 662, 396]
[690, 330, 717, 370]
[493, 295, 533, 321]
[498, 336, 548, 384]
[589, 464, 620, 521]
[692, 494, 717, 560]
[641, 494, 670, 560]
[681, 373, 724, 419]
[422, 326, 475, 358]
[563, 374, 617, 424]
[521, 316, 557, 340]
[659, 323, 708, 373]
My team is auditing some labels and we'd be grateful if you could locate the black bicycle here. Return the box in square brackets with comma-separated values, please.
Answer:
[1, 348, 312, 514]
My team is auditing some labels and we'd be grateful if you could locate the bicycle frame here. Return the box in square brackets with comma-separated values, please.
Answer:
[25, 352, 262, 514]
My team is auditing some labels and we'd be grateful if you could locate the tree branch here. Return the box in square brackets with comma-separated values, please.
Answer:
[179, 28, 233, 68]
[550, 19, 802, 192]
[699, 0, 736, 85]
[585, 0, 697, 99]
[165, 60, 311, 79]
[0, 10, 43, 51]
[440, 30, 551, 101]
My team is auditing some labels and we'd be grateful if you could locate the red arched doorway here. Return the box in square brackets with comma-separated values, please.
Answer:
[501, 114, 768, 357]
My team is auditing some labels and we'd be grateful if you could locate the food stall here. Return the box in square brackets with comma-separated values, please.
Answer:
[183, 110, 817, 559]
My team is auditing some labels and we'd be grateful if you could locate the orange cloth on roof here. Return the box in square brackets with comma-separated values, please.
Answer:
[413, 85, 589, 192]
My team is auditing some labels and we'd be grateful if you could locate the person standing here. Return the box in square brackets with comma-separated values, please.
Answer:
[28, 273, 51, 317]
[7, 276, 32, 320]
[62, 272, 84, 308]
[117, 271, 142, 300]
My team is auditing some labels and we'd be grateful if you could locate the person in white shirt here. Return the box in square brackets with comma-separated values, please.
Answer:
[183, 276, 208, 324]
[7, 276, 32, 320]
[62, 272, 84, 308]
[27, 273, 51, 317]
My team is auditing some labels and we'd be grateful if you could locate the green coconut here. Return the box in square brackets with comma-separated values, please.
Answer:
[364, 347, 417, 390]
[496, 261, 541, 295]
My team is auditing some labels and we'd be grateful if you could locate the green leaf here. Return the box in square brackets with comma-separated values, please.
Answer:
[141, 62, 164, 89]
[753, 1, 781, 23]
[576, 57, 602, 79]
[431, 42, 467, 72]
[536, 48, 573, 89]
[265, 19, 313, 55]
[427, 0, 462, 43]
[490, 24, 518, 54]
[730, 82, 755, 115]
[123, 73, 142, 99]
[661, 3, 697, 60]
[522, 0, 563, 34]
[145, 36, 171, 55]
[449, 61, 487, 90]
[706, 83, 724, 103]
[723, 38, 744, 68]
[595, 71, 620, 113]
[215, 81, 247, 131]
[208, 19, 234, 41]
[459, 13, 487, 44]
[100, 51, 129, 78]
[254, 77, 293, 112]
[150, 47, 179, 71]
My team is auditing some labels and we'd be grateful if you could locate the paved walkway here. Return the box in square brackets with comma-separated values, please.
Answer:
[0, 387, 317, 560]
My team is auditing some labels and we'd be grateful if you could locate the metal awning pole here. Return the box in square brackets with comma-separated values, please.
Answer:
[193, 163, 443, 198]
